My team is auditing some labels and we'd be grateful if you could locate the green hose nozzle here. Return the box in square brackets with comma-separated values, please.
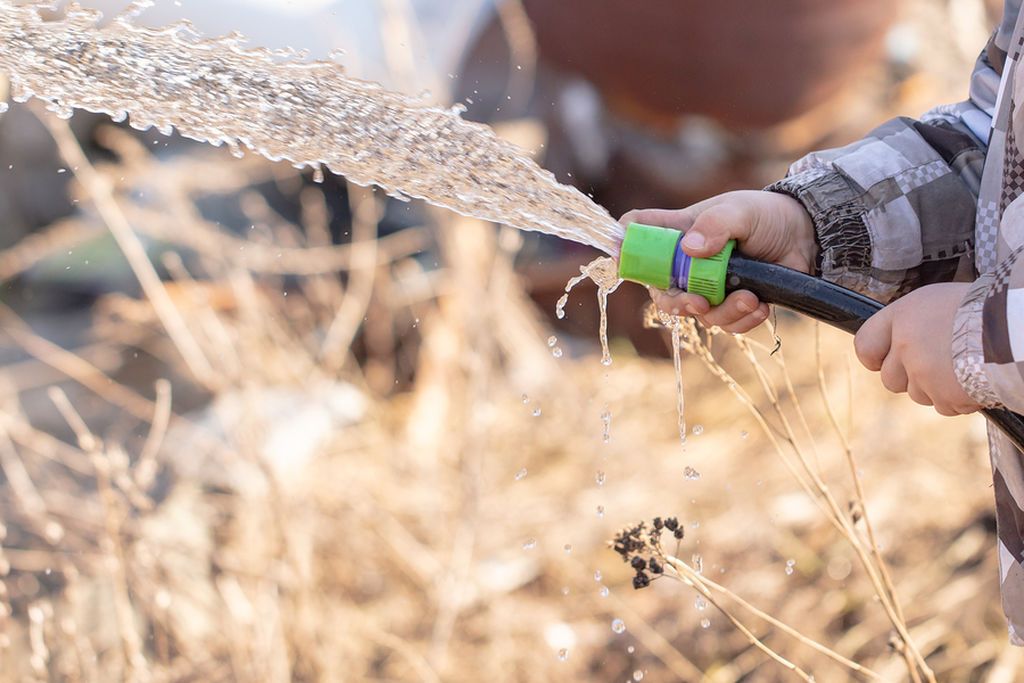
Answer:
[618, 222, 735, 305]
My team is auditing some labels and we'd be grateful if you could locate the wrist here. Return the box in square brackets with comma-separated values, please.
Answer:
[766, 191, 818, 274]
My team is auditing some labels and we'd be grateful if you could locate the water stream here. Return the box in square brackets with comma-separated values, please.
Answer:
[0, 0, 624, 256]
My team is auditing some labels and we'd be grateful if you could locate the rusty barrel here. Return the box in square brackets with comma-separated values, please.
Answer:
[521, 0, 896, 130]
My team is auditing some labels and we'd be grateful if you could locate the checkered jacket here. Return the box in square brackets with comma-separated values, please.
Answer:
[768, 0, 1024, 643]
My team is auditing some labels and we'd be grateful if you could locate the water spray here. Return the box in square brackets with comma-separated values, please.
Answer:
[618, 222, 1024, 450]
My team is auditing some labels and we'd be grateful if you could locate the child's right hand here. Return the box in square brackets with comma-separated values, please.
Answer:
[620, 190, 817, 333]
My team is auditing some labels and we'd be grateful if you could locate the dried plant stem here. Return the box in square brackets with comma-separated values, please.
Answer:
[662, 556, 814, 681]
[0, 219, 99, 282]
[0, 301, 235, 464]
[673, 316, 932, 682]
[665, 555, 880, 679]
[47, 387, 148, 681]
[33, 105, 218, 387]
[815, 325, 908, 627]
[734, 335, 932, 682]
[320, 184, 381, 370]
[134, 378, 171, 490]
[0, 427, 49, 521]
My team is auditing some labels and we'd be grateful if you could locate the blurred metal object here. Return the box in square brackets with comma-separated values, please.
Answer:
[521, 0, 896, 130]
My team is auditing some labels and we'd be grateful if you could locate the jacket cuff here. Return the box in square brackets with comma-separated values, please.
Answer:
[952, 273, 1003, 408]
[765, 167, 871, 284]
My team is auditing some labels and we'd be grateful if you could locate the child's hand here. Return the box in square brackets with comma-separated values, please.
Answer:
[620, 191, 817, 333]
[854, 283, 981, 416]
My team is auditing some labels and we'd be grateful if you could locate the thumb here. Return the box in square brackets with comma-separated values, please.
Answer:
[854, 307, 894, 372]
[681, 203, 754, 258]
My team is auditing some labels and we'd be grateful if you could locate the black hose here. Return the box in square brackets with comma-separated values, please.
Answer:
[725, 253, 1024, 451]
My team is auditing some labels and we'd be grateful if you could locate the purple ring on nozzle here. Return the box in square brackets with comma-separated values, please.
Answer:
[671, 240, 690, 291]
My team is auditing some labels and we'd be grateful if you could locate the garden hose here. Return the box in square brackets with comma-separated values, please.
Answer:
[618, 222, 1024, 451]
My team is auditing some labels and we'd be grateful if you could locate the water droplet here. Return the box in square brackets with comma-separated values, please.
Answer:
[683, 466, 701, 481]
[532, 408, 542, 417]
[594, 570, 602, 582]
[627, 645, 635, 654]
[555, 294, 569, 320]
[785, 559, 795, 576]
[633, 671, 644, 681]
[601, 356, 613, 367]
[522, 394, 529, 404]
[599, 586, 609, 597]
[563, 544, 572, 554]
[595, 471, 606, 487]
[611, 618, 626, 634]
[558, 648, 569, 661]
[596, 505, 605, 518]
[740, 430, 749, 439]
[692, 554, 703, 574]
[561, 586, 570, 595]
[312, 166, 325, 183]
[514, 468, 528, 481]
[694, 596, 707, 611]
[522, 538, 537, 550]
[700, 617, 711, 629]
[0, 103, 8, 114]
[691, 424, 704, 436]
[547, 335, 557, 347]
[551, 347, 563, 358]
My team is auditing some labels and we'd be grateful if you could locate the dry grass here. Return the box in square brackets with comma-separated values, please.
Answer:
[0, 105, 1013, 682]
[0, 1, 1016, 680]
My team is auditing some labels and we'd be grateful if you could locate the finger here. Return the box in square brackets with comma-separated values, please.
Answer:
[654, 291, 710, 317]
[702, 290, 762, 328]
[879, 354, 909, 394]
[680, 202, 755, 258]
[934, 404, 960, 417]
[720, 303, 771, 334]
[854, 308, 893, 372]
[907, 382, 932, 407]
[619, 208, 698, 232]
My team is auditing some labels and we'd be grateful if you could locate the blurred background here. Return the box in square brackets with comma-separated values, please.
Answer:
[0, 0, 1015, 681]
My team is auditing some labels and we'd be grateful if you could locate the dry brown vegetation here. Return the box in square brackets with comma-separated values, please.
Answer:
[0, 0, 1019, 680]
[0, 107, 1014, 682]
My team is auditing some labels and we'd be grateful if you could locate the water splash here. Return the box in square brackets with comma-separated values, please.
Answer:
[670, 318, 687, 444]
[0, 1, 623, 254]
[556, 257, 622, 364]
[600, 407, 612, 444]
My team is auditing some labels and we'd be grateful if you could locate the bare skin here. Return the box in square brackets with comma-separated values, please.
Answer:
[622, 190, 982, 415]
[855, 283, 980, 416]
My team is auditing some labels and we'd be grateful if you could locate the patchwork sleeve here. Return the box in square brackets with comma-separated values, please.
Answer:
[766, 114, 985, 303]
[953, 244, 1024, 413]
[766, 21, 1012, 304]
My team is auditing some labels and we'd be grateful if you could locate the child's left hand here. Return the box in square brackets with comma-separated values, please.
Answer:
[854, 283, 982, 416]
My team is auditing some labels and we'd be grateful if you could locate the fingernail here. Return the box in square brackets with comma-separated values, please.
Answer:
[682, 232, 705, 250]
[685, 304, 698, 315]
[737, 299, 753, 313]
